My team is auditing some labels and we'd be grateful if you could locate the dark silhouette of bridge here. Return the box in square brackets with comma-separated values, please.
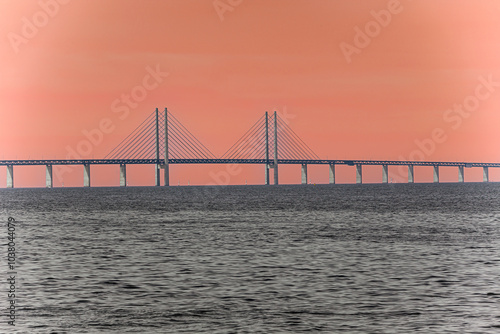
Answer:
[1, 108, 499, 187]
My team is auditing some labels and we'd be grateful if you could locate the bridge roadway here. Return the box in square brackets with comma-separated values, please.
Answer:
[1, 159, 498, 188]
[1, 159, 500, 167]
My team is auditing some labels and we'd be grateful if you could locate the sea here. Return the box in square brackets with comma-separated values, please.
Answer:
[1, 183, 500, 333]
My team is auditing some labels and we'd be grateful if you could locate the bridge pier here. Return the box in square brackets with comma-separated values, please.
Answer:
[329, 164, 335, 184]
[458, 166, 464, 183]
[46, 165, 53, 188]
[408, 165, 414, 183]
[155, 165, 161, 186]
[433, 166, 439, 183]
[120, 164, 127, 187]
[382, 164, 388, 183]
[6, 165, 13, 188]
[84, 164, 91, 187]
[301, 164, 308, 184]
[356, 164, 362, 184]
[483, 167, 489, 182]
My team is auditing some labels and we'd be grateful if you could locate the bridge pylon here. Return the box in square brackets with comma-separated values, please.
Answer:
[106, 107, 215, 186]
[155, 107, 170, 186]
[163, 108, 169, 186]
[273, 110, 279, 185]
[221, 110, 319, 185]
[265, 111, 270, 185]
[155, 108, 161, 186]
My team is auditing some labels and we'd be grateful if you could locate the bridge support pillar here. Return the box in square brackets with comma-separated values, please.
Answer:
[483, 167, 489, 182]
[301, 164, 308, 184]
[6, 165, 13, 188]
[155, 165, 161, 186]
[329, 164, 335, 184]
[433, 166, 439, 183]
[120, 164, 127, 187]
[356, 164, 362, 184]
[84, 164, 91, 187]
[46, 165, 53, 188]
[408, 165, 414, 183]
[382, 164, 388, 183]
[458, 166, 464, 183]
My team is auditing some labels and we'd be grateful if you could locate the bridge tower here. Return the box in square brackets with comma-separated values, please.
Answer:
[163, 108, 169, 186]
[106, 107, 215, 187]
[273, 111, 279, 185]
[265, 111, 270, 185]
[154, 108, 170, 186]
[155, 108, 161, 186]
[221, 110, 318, 185]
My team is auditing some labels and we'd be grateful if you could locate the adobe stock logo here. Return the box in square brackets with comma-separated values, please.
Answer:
[53, 64, 169, 183]
[393, 74, 498, 181]
[213, 0, 243, 21]
[64, 65, 169, 159]
[340, 0, 408, 64]
[7, 0, 71, 54]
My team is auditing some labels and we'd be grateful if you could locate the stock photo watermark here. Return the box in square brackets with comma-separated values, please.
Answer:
[394, 74, 499, 181]
[7, 0, 71, 54]
[54, 64, 169, 183]
[340, 0, 409, 64]
[6, 217, 17, 326]
[213, 0, 243, 22]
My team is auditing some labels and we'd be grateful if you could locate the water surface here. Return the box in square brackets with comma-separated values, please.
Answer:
[1, 183, 500, 333]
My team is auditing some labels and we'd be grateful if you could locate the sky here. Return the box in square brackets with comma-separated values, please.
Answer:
[1, 0, 500, 187]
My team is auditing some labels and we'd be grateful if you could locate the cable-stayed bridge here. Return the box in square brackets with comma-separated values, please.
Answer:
[1, 108, 499, 188]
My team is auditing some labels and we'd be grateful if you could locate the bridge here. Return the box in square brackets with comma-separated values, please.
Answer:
[1, 108, 498, 188]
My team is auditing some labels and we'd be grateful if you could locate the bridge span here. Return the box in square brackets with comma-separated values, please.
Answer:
[1, 108, 498, 187]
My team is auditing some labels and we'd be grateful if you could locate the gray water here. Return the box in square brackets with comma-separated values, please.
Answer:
[1, 183, 500, 333]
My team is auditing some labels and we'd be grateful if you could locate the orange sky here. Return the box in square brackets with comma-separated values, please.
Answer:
[1, 0, 500, 187]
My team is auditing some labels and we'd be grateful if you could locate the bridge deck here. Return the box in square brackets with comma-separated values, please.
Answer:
[1, 159, 499, 168]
